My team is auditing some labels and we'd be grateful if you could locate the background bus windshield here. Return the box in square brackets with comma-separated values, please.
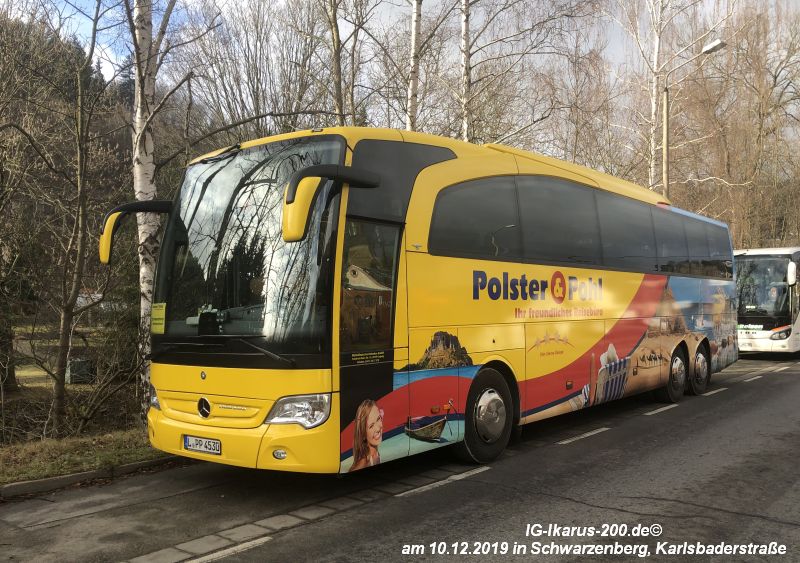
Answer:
[153, 137, 343, 354]
[736, 256, 790, 318]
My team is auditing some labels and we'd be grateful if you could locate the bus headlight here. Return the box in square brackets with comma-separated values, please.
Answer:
[265, 393, 331, 429]
[149, 383, 161, 410]
[770, 327, 792, 340]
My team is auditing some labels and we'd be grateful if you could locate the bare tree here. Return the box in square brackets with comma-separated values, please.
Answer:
[548, 22, 632, 176]
[608, 0, 735, 192]
[676, 1, 800, 246]
[0, 0, 128, 434]
[457, 0, 592, 143]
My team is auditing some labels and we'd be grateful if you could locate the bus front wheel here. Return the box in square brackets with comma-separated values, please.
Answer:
[656, 348, 687, 403]
[687, 345, 710, 395]
[455, 368, 513, 463]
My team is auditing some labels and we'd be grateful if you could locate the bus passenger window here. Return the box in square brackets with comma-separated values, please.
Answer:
[516, 176, 601, 267]
[684, 217, 711, 276]
[653, 209, 690, 274]
[428, 177, 521, 260]
[706, 224, 733, 279]
[596, 191, 658, 272]
[340, 220, 400, 352]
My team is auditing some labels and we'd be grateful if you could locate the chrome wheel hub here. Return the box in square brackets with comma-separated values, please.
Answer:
[474, 388, 506, 444]
[671, 356, 686, 390]
[694, 352, 708, 385]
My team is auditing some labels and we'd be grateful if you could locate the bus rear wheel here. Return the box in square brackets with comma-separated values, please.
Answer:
[656, 348, 687, 403]
[455, 368, 513, 463]
[687, 346, 710, 395]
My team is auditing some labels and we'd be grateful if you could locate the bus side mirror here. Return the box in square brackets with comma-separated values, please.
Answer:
[283, 176, 325, 242]
[99, 200, 172, 264]
[282, 164, 380, 242]
[788, 262, 797, 286]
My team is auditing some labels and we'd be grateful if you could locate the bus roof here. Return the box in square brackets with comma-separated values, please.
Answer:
[735, 247, 800, 256]
[190, 126, 668, 206]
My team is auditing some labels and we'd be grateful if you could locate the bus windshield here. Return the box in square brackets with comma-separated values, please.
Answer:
[153, 136, 344, 355]
[736, 256, 790, 318]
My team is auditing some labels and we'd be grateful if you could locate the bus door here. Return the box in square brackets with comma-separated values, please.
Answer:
[338, 219, 409, 471]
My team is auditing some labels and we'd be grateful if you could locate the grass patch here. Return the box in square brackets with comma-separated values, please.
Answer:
[0, 428, 167, 485]
[15, 365, 48, 378]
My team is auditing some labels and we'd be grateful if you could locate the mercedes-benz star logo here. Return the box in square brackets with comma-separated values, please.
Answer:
[197, 397, 211, 418]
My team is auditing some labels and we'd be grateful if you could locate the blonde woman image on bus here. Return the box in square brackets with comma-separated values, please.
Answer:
[349, 399, 383, 472]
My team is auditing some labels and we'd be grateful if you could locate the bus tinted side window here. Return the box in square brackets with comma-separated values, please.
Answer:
[706, 223, 733, 279]
[684, 216, 712, 276]
[516, 176, 601, 266]
[653, 209, 690, 274]
[429, 177, 522, 260]
[596, 191, 658, 272]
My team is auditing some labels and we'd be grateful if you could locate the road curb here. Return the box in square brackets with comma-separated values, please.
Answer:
[0, 455, 180, 500]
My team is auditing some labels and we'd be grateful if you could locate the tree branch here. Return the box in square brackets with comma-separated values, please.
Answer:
[155, 109, 343, 171]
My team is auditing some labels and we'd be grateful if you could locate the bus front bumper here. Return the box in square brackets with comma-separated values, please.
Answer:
[738, 331, 798, 352]
[147, 399, 341, 474]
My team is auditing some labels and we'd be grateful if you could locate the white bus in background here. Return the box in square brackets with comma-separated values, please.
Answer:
[736, 247, 800, 353]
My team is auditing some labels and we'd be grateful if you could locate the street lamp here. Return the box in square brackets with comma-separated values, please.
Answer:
[662, 39, 727, 199]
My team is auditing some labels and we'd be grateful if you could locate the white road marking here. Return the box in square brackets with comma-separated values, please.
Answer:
[643, 404, 679, 416]
[701, 387, 728, 396]
[557, 427, 611, 445]
[395, 466, 491, 497]
[744, 375, 762, 382]
[774, 366, 790, 372]
[184, 536, 273, 563]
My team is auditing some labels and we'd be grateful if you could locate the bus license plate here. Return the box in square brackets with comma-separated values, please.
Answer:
[183, 435, 221, 455]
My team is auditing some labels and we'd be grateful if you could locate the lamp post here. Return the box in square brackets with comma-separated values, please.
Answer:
[662, 38, 727, 199]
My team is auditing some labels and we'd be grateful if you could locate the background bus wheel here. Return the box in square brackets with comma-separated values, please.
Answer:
[687, 346, 710, 395]
[656, 348, 687, 403]
[455, 368, 513, 463]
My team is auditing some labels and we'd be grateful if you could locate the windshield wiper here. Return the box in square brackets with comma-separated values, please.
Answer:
[155, 341, 224, 351]
[742, 307, 768, 315]
[151, 341, 224, 360]
[231, 337, 296, 367]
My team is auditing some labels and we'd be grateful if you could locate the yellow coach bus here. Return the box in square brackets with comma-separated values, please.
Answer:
[100, 127, 737, 473]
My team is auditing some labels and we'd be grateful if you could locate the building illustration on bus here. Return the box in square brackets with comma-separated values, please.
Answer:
[99, 127, 737, 473]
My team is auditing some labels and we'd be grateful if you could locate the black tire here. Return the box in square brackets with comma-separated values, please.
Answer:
[454, 368, 513, 463]
[508, 423, 523, 445]
[655, 347, 688, 403]
[686, 345, 710, 395]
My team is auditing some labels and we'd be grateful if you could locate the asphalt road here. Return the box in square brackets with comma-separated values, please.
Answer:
[1, 356, 798, 563]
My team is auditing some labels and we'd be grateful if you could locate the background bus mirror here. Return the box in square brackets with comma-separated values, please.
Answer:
[99, 200, 172, 264]
[282, 176, 324, 242]
[788, 262, 797, 286]
[282, 164, 380, 242]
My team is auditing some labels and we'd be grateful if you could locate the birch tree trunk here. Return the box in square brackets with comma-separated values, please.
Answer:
[460, 0, 471, 142]
[406, 0, 422, 131]
[647, 0, 664, 191]
[130, 0, 167, 421]
[323, 0, 346, 126]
